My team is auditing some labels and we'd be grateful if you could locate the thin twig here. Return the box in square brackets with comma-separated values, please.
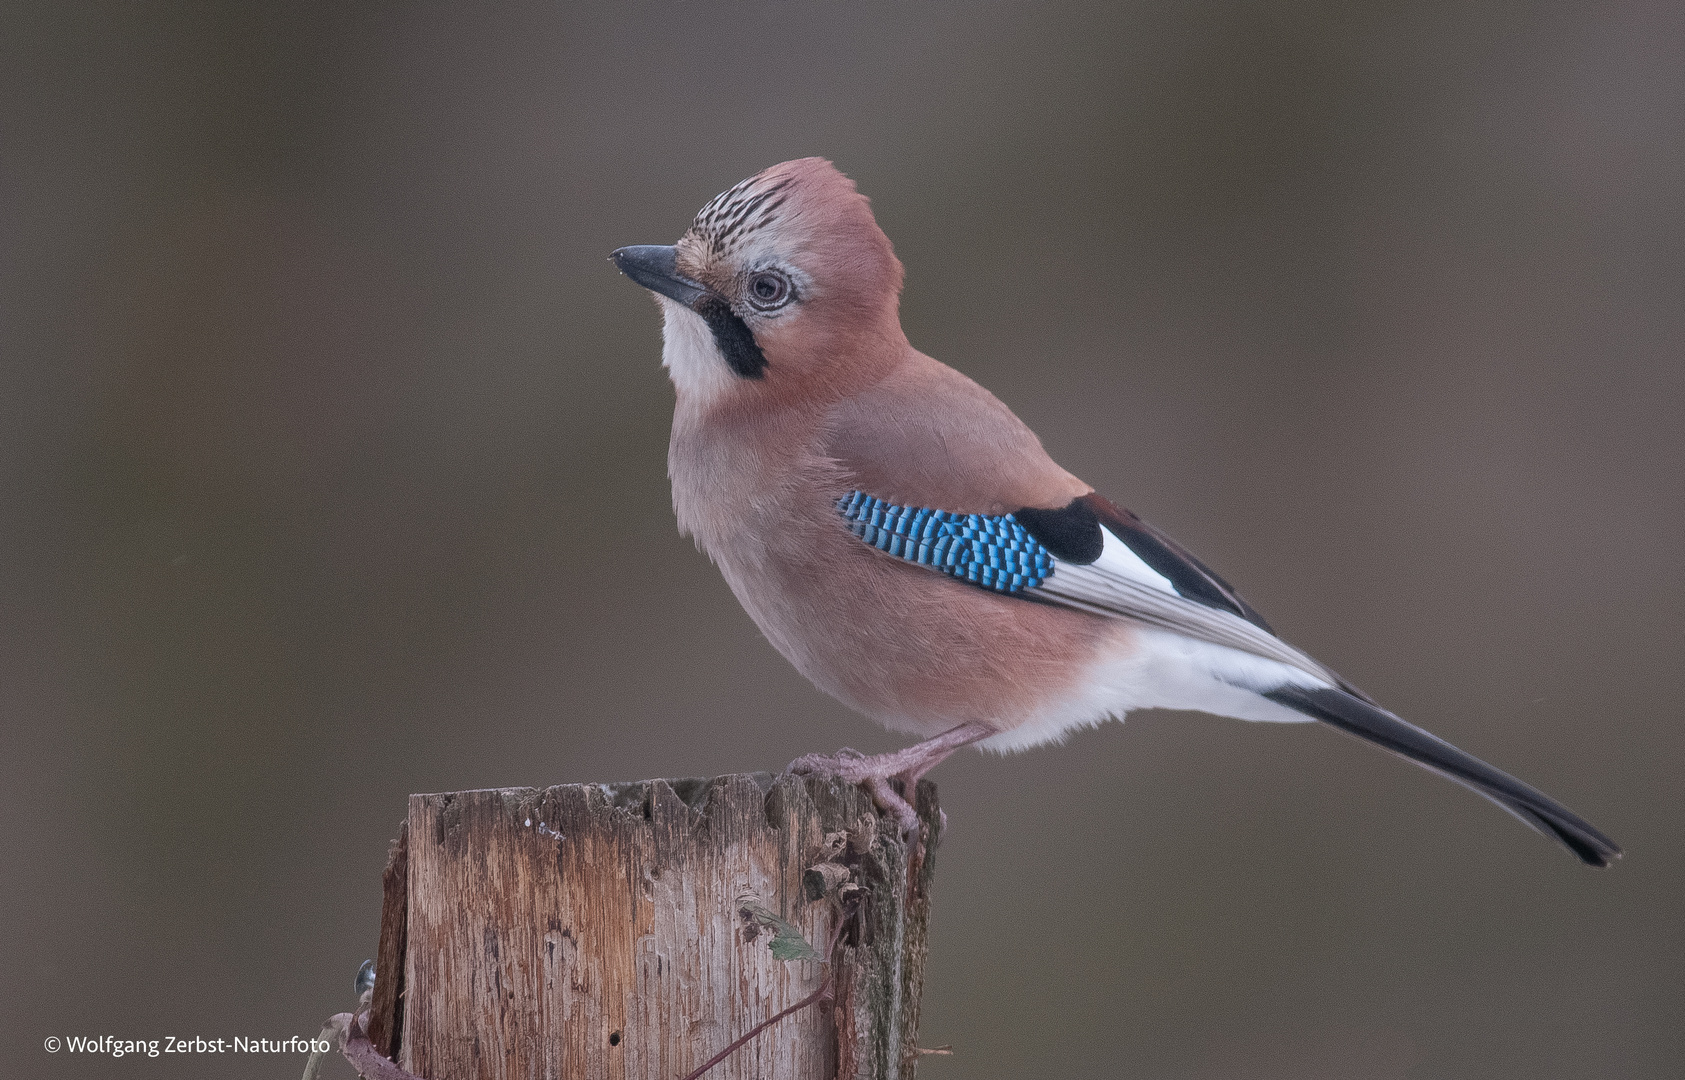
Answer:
[674, 981, 833, 1080]
[676, 898, 856, 1080]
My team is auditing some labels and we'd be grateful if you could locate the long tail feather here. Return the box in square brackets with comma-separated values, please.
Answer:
[1264, 686, 1621, 867]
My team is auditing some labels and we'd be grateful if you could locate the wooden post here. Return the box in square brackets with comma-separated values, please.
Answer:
[366, 772, 939, 1080]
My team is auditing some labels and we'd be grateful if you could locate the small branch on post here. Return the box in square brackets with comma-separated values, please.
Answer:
[361, 772, 940, 1080]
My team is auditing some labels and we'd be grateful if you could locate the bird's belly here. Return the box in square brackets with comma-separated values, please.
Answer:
[714, 526, 1116, 739]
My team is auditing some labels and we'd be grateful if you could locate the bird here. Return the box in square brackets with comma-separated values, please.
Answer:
[609, 157, 1620, 868]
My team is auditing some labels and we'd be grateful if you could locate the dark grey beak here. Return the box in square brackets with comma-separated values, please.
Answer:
[610, 245, 710, 308]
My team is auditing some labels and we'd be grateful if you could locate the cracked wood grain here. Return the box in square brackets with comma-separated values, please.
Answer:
[375, 773, 938, 1080]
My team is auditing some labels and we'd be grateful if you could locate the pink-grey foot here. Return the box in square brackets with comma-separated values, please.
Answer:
[788, 722, 992, 845]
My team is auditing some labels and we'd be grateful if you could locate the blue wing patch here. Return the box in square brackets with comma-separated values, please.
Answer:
[836, 491, 1054, 593]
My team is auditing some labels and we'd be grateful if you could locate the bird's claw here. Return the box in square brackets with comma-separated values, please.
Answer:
[787, 747, 871, 780]
[786, 751, 924, 844]
[864, 776, 925, 845]
[786, 725, 988, 867]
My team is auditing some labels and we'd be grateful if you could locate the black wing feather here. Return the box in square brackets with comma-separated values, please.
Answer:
[1014, 494, 1274, 632]
[1080, 493, 1275, 632]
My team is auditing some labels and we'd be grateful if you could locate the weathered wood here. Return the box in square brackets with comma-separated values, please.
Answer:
[367, 822, 409, 1059]
[370, 773, 938, 1080]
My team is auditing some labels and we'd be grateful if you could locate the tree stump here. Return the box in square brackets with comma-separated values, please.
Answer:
[366, 772, 940, 1080]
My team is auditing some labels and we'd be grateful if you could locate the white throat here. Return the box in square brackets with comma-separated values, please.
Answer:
[659, 297, 737, 406]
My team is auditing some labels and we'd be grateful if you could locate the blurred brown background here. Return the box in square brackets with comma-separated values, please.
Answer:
[4, 2, 1681, 1077]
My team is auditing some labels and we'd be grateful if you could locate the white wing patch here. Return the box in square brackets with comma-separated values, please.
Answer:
[1090, 524, 1180, 597]
[985, 528, 1339, 753]
[1036, 523, 1342, 689]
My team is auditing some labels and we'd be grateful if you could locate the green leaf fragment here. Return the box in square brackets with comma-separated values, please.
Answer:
[740, 902, 824, 963]
[768, 929, 822, 962]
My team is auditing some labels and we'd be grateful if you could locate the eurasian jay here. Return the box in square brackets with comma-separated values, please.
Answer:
[610, 157, 1619, 867]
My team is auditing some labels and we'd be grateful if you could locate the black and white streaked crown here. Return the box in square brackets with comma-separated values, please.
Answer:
[689, 173, 796, 259]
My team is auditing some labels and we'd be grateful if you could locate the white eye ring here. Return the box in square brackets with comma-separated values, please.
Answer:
[745, 269, 793, 310]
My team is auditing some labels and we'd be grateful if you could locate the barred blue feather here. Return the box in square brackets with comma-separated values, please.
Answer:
[835, 491, 1055, 593]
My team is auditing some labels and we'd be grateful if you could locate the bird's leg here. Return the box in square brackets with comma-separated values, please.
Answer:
[788, 722, 993, 844]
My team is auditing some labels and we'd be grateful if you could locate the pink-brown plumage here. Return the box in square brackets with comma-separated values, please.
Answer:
[610, 157, 1620, 866]
[661, 159, 1112, 740]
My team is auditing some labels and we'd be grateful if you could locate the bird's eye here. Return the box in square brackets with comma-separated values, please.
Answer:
[746, 270, 792, 310]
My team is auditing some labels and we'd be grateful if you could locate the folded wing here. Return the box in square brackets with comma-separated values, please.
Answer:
[833, 487, 1621, 866]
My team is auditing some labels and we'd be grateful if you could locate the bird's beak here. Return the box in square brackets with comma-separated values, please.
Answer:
[610, 245, 711, 308]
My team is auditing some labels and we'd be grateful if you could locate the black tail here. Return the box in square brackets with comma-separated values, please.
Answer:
[1264, 685, 1622, 867]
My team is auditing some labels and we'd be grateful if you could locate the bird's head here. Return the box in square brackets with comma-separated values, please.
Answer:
[612, 158, 906, 408]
